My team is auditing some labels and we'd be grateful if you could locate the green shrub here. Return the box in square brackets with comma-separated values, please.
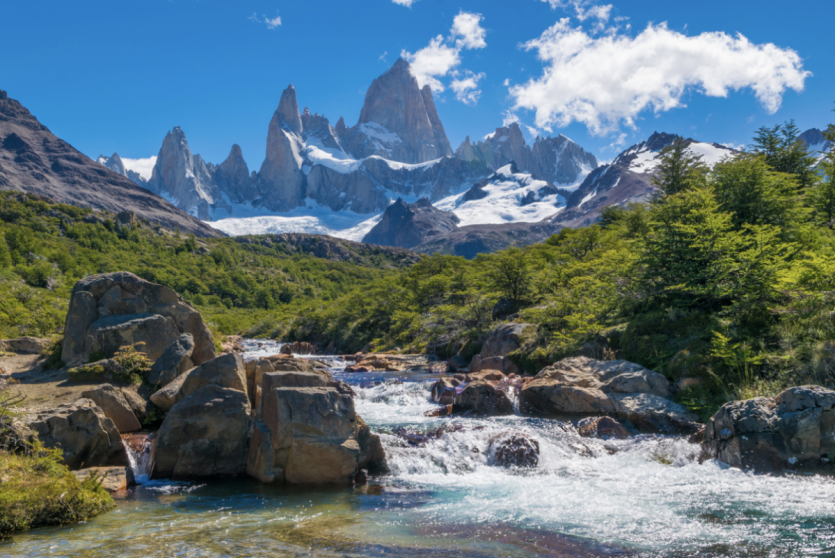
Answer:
[0, 443, 114, 540]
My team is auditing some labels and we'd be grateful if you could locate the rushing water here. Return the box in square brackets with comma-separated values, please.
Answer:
[3, 342, 835, 557]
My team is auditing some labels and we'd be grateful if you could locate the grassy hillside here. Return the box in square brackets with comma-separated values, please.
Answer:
[0, 192, 407, 340]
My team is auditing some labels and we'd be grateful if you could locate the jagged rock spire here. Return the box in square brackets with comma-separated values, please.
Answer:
[277, 85, 302, 134]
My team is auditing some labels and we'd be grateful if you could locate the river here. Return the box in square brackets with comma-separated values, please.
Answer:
[2, 340, 834, 557]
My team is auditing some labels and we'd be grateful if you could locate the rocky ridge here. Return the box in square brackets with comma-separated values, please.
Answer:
[0, 89, 220, 237]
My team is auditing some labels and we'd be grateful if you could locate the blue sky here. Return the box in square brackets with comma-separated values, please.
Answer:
[1, 0, 831, 170]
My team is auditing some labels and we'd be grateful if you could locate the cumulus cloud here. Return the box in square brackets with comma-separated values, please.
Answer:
[502, 110, 520, 127]
[249, 12, 281, 29]
[451, 71, 486, 105]
[540, 0, 613, 24]
[452, 12, 487, 49]
[392, 0, 417, 6]
[401, 11, 486, 103]
[510, 19, 810, 135]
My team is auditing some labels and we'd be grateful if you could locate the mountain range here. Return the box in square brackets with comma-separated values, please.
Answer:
[2, 58, 829, 256]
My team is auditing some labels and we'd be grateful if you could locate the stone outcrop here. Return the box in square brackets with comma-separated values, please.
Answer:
[363, 198, 460, 249]
[456, 123, 533, 173]
[27, 399, 129, 469]
[213, 144, 258, 204]
[258, 85, 306, 211]
[455, 381, 514, 416]
[148, 127, 230, 220]
[0, 89, 220, 237]
[151, 385, 251, 479]
[81, 385, 141, 433]
[247, 377, 386, 484]
[97, 153, 147, 187]
[61, 272, 215, 368]
[147, 333, 194, 387]
[345, 58, 452, 164]
[521, 357, 699, 434]
[702, 385, 835, 471]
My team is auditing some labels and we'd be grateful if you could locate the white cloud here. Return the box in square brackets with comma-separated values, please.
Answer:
[510, 19, 810, 135]
[401, 11, 487, 102]
[540, 0, 613, 22]
[502, 110, 520, 128]
[392, 0, 417, 6]
[249, 12, 281, 30]
[379, 51, 388, 63]
[402, 36, 461, 92]
[503, 78, 510, 86]
[451, 71, 486, 105]
[452, 11, 487, 49]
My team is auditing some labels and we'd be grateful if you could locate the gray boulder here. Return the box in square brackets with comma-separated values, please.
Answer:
[81, 385, 141, 433]
[147, 333, 194, 386]
[703, 385, 835, 471]
[61, 272, 215, 367]
[28, 399, 128, 470]
[150, 353, 247, 411]
[247, 382, 386, 484]
[151, 385, 251, 479]
[521, 357, 698, 434]
[0, 336, 51, 355]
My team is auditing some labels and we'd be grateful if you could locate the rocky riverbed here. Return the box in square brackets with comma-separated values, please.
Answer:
[4, 342, 835, 557]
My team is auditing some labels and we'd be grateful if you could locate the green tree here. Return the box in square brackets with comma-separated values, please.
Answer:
[808, 115, 835, 226]
[480, 246, 531, 303]
[0, 230, 11, 268]
[652, 136, 709, 197]
[751, 120, 818, 189]
[711, 154, 805, 232]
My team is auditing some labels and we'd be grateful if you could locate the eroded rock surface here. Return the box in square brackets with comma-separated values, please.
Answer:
[703, 385, 835, 471]
[62, 272, 215, 367]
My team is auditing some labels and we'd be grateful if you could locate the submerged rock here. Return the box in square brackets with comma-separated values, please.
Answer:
[577, 416, 630, 440]
[488, 432, 540, 468]
[702, 385, 835, 472]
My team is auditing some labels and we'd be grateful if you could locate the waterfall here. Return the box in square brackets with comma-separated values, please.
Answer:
[123, 433, 153, 483]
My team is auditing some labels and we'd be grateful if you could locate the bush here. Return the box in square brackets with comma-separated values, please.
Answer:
[0, 443, 114, 539]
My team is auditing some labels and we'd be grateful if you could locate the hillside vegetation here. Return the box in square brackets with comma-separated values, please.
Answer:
[0, 195, 408, 341]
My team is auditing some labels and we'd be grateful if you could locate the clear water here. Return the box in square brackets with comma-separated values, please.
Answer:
[3, 344, 835, 557]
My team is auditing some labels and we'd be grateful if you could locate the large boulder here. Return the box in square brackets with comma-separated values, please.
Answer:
[147, 333, 195, 387]
[151, 385, 251, 479]
[149, 371, 189, 411]
[81, 385, 141, 433]
[62, 272, 215, 367]
[454, 381, 514, 416]
[702, 385, 835, 472]
[469, 354, 518, 375]
[28, 399, 129, 469]
[247, 379, 386, 484]
[521, 357, 697, 434]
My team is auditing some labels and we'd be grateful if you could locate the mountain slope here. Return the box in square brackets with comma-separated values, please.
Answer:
[0, 90, 220, 237]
